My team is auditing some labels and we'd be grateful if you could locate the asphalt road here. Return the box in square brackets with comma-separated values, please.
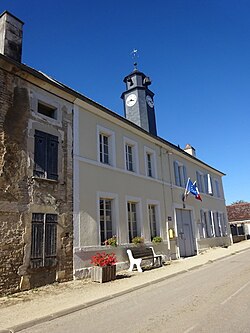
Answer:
[21, 250, 250, 333]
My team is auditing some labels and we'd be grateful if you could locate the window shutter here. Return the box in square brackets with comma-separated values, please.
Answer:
[45, 214, 57, 266]
[183, 165, 187, 187]
[45, 223, 57, 256]
[196, 171, 200, 190]
[47, 134, 58, 180]
[31, 213, 44, 268]
[213, 212, 220, 237]
[209, 211, 215, 237]
[174, 161, 180, 186]
[215, 180, 220, 197]
[207, 174, 213, 195]
[31, 221, 43, 259]
[34, 130, 46, 178]
[204, 174, 209, 194]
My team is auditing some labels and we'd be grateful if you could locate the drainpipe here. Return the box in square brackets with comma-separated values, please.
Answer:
[159, 146, 172, 255]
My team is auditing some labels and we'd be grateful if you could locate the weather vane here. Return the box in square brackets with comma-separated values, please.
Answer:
[131, 49, 139, 70]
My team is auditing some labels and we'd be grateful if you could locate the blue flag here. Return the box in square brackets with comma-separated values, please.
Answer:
[184, 178, 202, 201]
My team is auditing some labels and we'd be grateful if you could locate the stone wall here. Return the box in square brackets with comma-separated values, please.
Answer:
[0, 68, 28, 294]
[0, 65, 73, 296]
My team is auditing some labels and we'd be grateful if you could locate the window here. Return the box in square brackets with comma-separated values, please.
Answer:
[99, 199, 113, 244]
[196, 172, 214, 195]
[200, 210, 215, 238]
[34, 130, 58, 180]
[147, 153, 153, 177]
[208, 211, 215, 237]
[219, 213, 228, 236]
[97, 126, 115, 167]
[148, 204, 157, 239]
[99, 134, 109, 164]
[144, 147, 157, 178]
[230, 223, 244, 236]
[213, 212, 222, 237]
[38, 102, 57, 119]
[126, 144, 134, 171]
[31, 213, 57, 268]
[124, 138, 138, 173]
[127, 202, 138, 242]
[196, 172, 204, 193]
[174, 161, 187, 187]
[199, 210, 207, 238]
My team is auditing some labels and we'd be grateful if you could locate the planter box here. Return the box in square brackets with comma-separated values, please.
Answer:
[91, 265, 116, 283]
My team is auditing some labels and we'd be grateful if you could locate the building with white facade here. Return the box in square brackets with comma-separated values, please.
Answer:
[72, 63, 231, 278]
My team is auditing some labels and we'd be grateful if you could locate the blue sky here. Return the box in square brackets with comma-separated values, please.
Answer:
[1, 0, 250, 205]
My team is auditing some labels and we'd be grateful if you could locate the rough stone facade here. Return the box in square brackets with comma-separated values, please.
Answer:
[0, 62, 73, 296]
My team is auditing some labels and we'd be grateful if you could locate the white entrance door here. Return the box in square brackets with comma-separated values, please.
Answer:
[176, 209, 195, 257]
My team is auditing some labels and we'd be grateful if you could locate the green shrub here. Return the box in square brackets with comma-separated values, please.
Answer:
[132, 236, 144, 245]
[152, 236, 163, 244]
[104, 236, 117, 247]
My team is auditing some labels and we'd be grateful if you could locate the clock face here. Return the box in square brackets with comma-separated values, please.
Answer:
[126, 94, 137, 107]
[146, 95, 154, 108]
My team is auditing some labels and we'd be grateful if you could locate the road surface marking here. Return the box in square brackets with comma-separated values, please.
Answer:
[221, 281, 250, 305]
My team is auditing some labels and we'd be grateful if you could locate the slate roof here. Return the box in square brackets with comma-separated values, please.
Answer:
[0, 53, 225, 176]
[227, 203, 250, 222]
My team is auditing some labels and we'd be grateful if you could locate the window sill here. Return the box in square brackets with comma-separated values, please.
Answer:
[29, 265, 57, 271]
[32, 176, 58, 183]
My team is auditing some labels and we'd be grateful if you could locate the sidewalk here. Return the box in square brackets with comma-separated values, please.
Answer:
[1, 240, 250, 333]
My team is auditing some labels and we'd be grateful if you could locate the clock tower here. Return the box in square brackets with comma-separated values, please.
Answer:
[121, 67, 157, 136]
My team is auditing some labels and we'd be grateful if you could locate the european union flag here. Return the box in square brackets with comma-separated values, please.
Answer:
[184, 178, 202, 201]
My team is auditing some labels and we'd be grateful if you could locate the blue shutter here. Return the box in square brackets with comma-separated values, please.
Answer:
[31, 213, 44, 268]
[34, 130, 46, 178]
[204, 174, 208, 194]
[47, 134, 58, 180]
[196, 172, 201, 192]
[174, 161, 180, 186]
[183, 165, 187, 187]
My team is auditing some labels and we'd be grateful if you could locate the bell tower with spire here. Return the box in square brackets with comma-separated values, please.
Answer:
[121, 52, 157, 136]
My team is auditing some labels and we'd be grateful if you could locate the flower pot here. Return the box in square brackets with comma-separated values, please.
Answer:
[91, 265, 116, 283]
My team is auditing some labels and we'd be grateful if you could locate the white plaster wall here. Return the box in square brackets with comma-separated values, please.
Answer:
[74, 101, 228, 254]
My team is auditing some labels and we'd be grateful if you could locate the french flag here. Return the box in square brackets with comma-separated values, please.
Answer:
[184, 178, 202, 201]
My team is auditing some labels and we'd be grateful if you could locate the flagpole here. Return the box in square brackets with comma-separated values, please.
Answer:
[183, 177, 190, 202]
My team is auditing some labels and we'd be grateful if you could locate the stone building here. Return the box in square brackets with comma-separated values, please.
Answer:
[0, 11, 73, 295]
[0, 11, 232, 294]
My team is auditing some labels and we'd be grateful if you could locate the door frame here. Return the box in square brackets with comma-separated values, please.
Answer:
[173, 204, 198, 259]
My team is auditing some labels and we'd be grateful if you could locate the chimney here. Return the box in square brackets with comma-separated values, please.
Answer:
[0, 11, 24, 62]
[184, 144, 196, 157]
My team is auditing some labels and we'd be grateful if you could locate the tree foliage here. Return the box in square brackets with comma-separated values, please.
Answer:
[230, 200, 247, 205]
